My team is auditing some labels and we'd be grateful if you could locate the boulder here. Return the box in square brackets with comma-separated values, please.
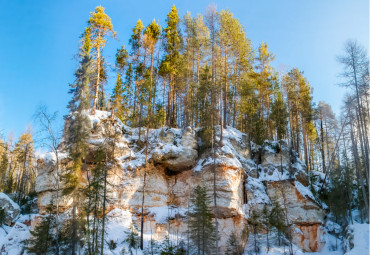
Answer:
[0, 193, 20, 226]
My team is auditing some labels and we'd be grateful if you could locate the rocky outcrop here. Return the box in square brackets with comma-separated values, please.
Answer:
[265, 181, 325, 252]
[151, 127, 198, 172]
[0, 193, 20, 226]
[33, 111, 326, 253]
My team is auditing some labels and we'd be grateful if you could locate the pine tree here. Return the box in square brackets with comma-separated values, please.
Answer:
[13, 129, 35, 204]
[271, 87, 288, 140]
[111, 44, 129, 122]
[160, 4, 183, 127]
[255, 42, 275, 139]
[87, 6, 117, 114]
[129, 19, 144, 126]
[144, 19, 161, 118]
[188, 185, 217, 255]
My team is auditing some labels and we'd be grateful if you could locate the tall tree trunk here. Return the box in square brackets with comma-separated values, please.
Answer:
[320, 117, 327, 173]
[92, 34, 101, 115]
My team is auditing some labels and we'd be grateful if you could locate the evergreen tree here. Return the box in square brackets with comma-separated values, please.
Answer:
[129, 19, 144, 126]
[225, 232, 243, 255]
[261, 205, 271, 252]
[255, 42, 276, 139]
[144, 19, 161, 118]
[63, 27, 92, 255]
[327, 164, 354, 225]
[160, 236, 186, 255]
[111, 44, 129, 121]
[124, 223, 140, 255]
[188, 185, 217, 255]
[87, 6, 117, 114]
[27, 204, 57, 255]
[13, 129, 35, 203]
[0, 148, 9, 192]
[271, 88, 288, 140]
[160, 4, 183, 127]
[269, 199, 286, 246]
[248, 209, 260, 255]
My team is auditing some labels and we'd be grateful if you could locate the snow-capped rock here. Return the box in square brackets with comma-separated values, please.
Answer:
[0, 193, 20, 226]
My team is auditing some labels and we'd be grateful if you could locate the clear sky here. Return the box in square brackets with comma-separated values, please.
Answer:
[0, 0, 368, 139]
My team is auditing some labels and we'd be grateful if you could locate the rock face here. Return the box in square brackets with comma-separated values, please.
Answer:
[0, 193, 20, 226]
[34, 111, 326, 253]
[151, 128, 198, 172]
[265, 181, 325, 252]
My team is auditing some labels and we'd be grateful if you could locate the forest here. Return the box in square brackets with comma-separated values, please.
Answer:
[0, 4, 369, 255]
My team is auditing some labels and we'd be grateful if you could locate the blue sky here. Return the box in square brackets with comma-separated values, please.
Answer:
[0, 0, 368, 139]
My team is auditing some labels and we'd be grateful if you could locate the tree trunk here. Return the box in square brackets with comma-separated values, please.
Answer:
[92, 33, 102, 115]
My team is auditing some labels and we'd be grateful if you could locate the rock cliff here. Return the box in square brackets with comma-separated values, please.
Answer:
[34, 111, 326, 253]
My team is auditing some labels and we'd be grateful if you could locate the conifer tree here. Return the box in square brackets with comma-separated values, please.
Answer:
[111, 44, 129, 121]
[144, 19, 161, 117]
[188, 185, 217, 255]
[271, 88, 288, 140]
[225, 232, 243, 255]
[13, 129, 35, 203]
[255, 42, 275, 139]
[160, 4, 183, 127]
[63, 27, 93, 255]
[129, 19, 144, 125]
[124, 223, 140, 255]
[269, 199, 286, 246]
[27, 204, 57, 255]
[0, 146, 9, 192]
[248, 209, 260, 255]
[87, 6, 116, 114]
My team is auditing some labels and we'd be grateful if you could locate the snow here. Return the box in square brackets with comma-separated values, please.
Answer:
[345, 223, 369, 255]
[0, 193, 20, 212]
[0, 222, 30, 255]
[147, 206, 187, 224]
[36, 150, 68, 162]
[87, 110, 111, 125]
[258, 167, 291, 181]
[294, 181, 316, 202]
[245, 177, 270, 205]
[6, 112, 359, 254]
[325, 220, 342, 234]
[244, 230, 344, 255]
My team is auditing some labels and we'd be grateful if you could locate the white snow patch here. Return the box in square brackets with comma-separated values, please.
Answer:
[345, 223, 369, 255]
